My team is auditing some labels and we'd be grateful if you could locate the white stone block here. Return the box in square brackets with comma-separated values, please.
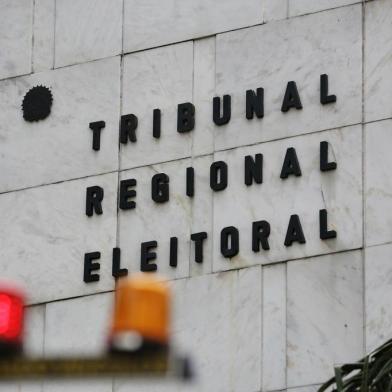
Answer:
[24, 305, 45, 357]
[0, 0, 33, 80]
[21, 306, 45, 391]
[190, 156, 213, 276]
[288, 386, 322, 392]
[289, 0, 360, 17]
[171, 267, 262, 392]
[118, 158, 194, 279]
[43, 295, 114, 390]
[43, 380, 112, 392]
[0, 173, 117, 304]
[55, 0, 122, 67]
[213, 126, 362, 272]
[121, 43, 193, 170]
[365, 119, 392, 247]
[0, 57, 120, 192]
[215, 5, 362, 151]
[33, 0, 55, 72]
[115, 379, 199, 392]
[365, 243, 392, 352]
[20, 381, 43, 392]
[44, 293, 113, 357]
[287, 251, 363, 387]
[123, 0, 262, 53]
[365, 0, 392, 122]
[264, 0, 288, 21]
[0, 382, 19, 392]
[262, 263, 286, 391]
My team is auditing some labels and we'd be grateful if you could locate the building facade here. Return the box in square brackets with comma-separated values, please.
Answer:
[0, 0, 391, 390]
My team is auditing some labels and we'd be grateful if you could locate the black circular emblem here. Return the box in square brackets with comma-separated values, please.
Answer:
[22, 85, 53, 122]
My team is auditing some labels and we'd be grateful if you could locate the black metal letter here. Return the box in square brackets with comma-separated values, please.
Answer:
[210, 161, 228, 191]
[86, 186, 103, 217]
[221, 226, 239, 258]
[246, 88, 264, 119]
[177, 102, 195, 133]
[89, 121, 105, 151]
[284, 215, 306, 246]
[252, 220, 270, 251]
[186, 167, 194, 197]
[169, 237, 178, 267]
[151, 173, 169, 203]
[83, 252, 101, 282]
[213, 95, 231, 125]
[320, 74, 336, 105]
[119, 179, 137, 210]
[120, 114, 138, 144]
[141, 241, 158, 272]
[280, 147, 302, 179]
[153, 108, 161, 139]
[112, 247, 128, 278]
[320, 141, 337, 172]
[281, 81, 302, 112]
[190, 232, 208, 263]
[319, 209, 337, 240]
[245, 154, 263, 186]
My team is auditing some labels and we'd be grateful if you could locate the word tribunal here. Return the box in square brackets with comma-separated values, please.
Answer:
[88, 74, 336, 149]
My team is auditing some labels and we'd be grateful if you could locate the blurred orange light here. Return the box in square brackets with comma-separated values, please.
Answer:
[111, 274, 170, 349]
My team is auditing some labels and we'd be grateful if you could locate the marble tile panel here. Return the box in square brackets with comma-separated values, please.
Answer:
[115, 379, 199, 392]
[215, 5, 362, 151]
[55, 0, 122, 67]
[213, 126, 362, 272]
[288, 385, 322, 392]
[262, 263, 286, 391]
[0, 57, 120, 192]
[365, 119, 392, 247]
[20, 381, 43, 392]
[2, 305, 45, 391]
[264, 0, 288, 21]
[192, 37, 215, 157]
[44, 292, 113, 357]
[365, 243, 392, 352]
[0, 382, 19, 392]
[289, 0, 360, 17]
[365, 0, 392, 122]
[123, 0, 262, 53]
[0, 0, 33, 80]
[171, 267, 262, 392]
[0, 173, 117, 304]
[24, 305, 45, 357]
[43, 295, 114, 391]
[118, 156, 213, 279]
[33, 0, 55, 72]
[118, 159, 193, 279]
[287, 251, 363, 387]
[189, 156, 214, 276]
[43, 380, 112, 392]
[121, 43, 193, 170]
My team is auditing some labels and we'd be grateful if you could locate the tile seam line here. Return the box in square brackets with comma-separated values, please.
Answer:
[52, 0, 57, 70]
[0, 119, 377, 196]
[361, 0, 367, 357]
[31, 0, 36, 73]
[26, 247, 363, 307]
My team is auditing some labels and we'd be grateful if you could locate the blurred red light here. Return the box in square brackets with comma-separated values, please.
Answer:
[0, 292, 24, 343]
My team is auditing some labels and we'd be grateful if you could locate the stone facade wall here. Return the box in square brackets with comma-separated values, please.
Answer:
[0, 0, 391, 391]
